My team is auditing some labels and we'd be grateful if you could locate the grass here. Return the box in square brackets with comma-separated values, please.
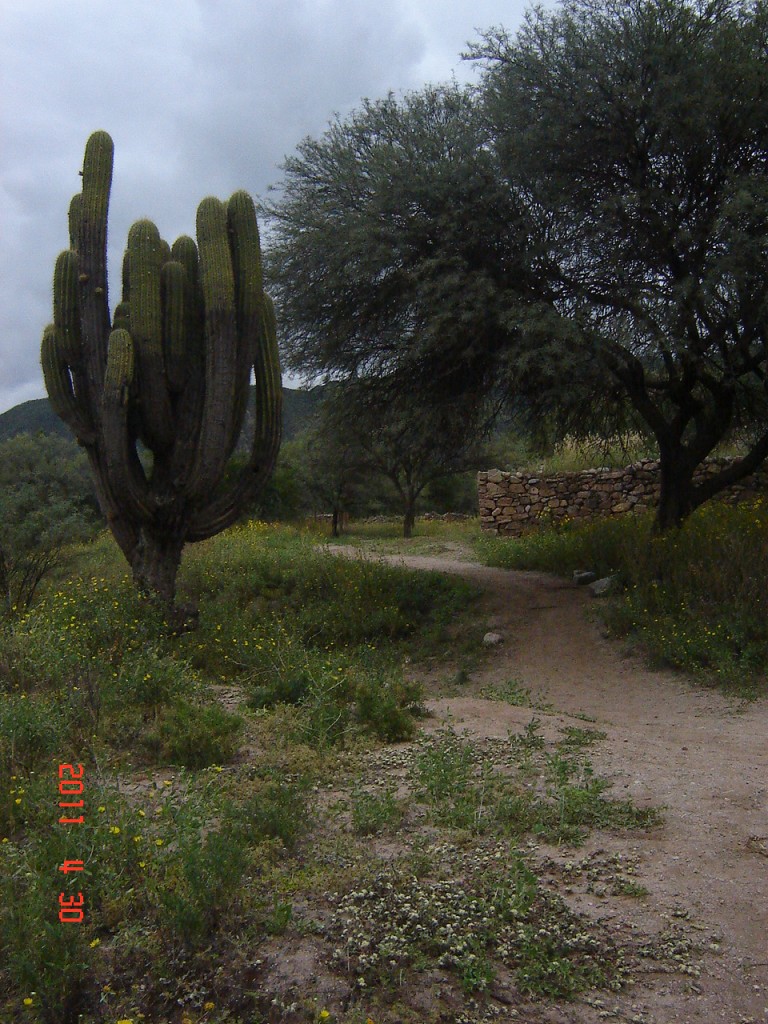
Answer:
[493, 432, 748, 475]
[317, 516, 475, 556]
[410, 723, 660, 845]
[0, 517, 697, 1023]
[475, 499, 768, 694]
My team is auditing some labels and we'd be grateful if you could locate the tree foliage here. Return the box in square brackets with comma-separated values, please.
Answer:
[266, 84, 527, 407]
[0, 433, 101, 614]
[0, 433, 100, 553]
[472, 0, 768, 527]
[282, 409, 365, 535]
[267, 1, 768, 531]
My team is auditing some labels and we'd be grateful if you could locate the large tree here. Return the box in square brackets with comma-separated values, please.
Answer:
[267, 3, 768, 531]
[265, 84, 528, 410]
[471, 0, 768, 528]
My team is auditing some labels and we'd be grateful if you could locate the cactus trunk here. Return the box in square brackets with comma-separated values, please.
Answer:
[132, 528, 186, 604]
[42, 131, 282, 610]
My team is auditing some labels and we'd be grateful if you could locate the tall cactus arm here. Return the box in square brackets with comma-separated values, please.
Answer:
[51, 248, 96, 434]
[68, 194, 82, 250]
[126, 219, 175, 451]
[186, 197, 239, 501]
[228, 191, 263, 442]
[101, 328, 155, 521]
[53, 250, 82, 359]
[161, 261, 188, 394]
[77, 130, 113, 400]
[251, 294, 282, 476]
[41, 324, 96, 444]
[187, 294, 282, 542]
[170, 235, 203, 350]
[167, 234, 206, 485]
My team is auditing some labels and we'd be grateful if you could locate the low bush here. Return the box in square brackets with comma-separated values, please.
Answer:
[139, 700, 244, 768]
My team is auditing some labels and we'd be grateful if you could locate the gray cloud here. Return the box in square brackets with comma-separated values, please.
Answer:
[0, 0, 531, 412]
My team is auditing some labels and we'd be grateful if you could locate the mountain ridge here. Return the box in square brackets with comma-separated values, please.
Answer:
[0, 385, 324, 446]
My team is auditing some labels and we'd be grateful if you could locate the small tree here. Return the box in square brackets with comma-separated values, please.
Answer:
[286, 420, 364, 536]
[324, 382, 490, 537]
[42, 132, 282, 605]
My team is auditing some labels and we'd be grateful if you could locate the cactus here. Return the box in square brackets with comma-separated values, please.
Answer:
[41, 131, 282, 605]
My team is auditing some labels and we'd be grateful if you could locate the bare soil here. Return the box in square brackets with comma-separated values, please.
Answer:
[329, 547, 768, 1024]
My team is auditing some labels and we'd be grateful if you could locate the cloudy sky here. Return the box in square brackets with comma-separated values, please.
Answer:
[0, 0, 535, 415]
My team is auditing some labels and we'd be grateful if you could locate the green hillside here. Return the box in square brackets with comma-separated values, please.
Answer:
[0, 398, 68, 440]
[0, 385, 323, 444]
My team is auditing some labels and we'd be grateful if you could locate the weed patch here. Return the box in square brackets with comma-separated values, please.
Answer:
[329, 849, 628, 999]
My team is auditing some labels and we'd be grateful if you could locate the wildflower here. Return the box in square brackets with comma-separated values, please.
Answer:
[90, 938, 101, 948]
[155, 839, 164, 846]
[23, 997, 34, 1006]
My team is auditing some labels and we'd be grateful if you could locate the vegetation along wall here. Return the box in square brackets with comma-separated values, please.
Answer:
[478, 459, 768, 535]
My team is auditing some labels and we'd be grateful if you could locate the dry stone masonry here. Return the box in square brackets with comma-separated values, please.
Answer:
[478, 458, 767, 535]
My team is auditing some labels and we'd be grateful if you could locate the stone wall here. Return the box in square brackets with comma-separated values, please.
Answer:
[478, 458, 767, 535]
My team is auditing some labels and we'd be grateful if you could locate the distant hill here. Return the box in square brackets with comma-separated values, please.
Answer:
[0, 385, 324, 445]
[279, 385, 324, 441]
[0, 398, 69, 441]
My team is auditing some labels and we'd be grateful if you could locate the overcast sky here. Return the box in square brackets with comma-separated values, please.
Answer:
[0, 0, 535, 415]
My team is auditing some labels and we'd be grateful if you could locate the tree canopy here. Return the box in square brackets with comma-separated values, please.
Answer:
[266, 83, 528, 408]
[472, 0, 768, 526]
[266, 0, 768, 530]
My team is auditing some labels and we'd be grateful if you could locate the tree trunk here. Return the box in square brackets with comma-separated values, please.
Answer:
[131, 528, 185, 604]
[331, 508, 340, 538]
[403, 504, 416, 538]
[654, 450, 695, 533]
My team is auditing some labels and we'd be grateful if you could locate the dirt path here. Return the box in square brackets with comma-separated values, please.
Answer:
[328, 547, 768, 1023]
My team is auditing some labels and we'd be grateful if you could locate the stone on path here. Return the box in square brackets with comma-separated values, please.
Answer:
[482, 631, 504, 647]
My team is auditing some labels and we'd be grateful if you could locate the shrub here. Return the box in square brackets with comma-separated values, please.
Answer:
[355, 673, 422, 742]
[140, 701, 243, 768]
